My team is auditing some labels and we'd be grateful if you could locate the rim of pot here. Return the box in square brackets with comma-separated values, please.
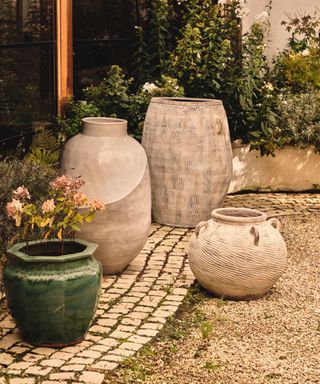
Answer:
[82, 117, 127, 125]
[211, 208, 267, 224]
[151, 97, 223, 106]
[6, 238, 98, 263]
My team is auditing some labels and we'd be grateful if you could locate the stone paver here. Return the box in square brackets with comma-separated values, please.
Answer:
[0, 193, 319, 382]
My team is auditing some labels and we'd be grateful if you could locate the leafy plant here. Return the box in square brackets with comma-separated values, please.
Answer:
[25, 148, 60, 167]
[25, 126, 61, 167]
[279, 48, 320, 90]
[281, 9, 320, 52]
[84, 65, 133, 118]
[200, 320, 214, 339]
[273, 9, 320, 92]
[132, 0, 174, 85]
[57, 98, 101, 140]
[58, 66, 184, 141]
[0, 157, 57, 253]
[6, 175, 105, 252]
[275, 90, 320, 152]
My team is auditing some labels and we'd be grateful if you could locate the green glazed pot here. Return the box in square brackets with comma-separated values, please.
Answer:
[4, 238, 102, 347]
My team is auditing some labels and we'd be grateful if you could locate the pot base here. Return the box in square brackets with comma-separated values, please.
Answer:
[23, 336, 84, 348]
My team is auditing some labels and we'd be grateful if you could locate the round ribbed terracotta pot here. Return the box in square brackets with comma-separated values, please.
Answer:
[4, 239, 101, 347]
[142, 97, 233, 228]
[188, 208, 287, 299]
[61, 117, 151, 274]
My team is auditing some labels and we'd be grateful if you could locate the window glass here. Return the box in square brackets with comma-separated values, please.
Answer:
[73, 0, 140, 98]
[0, 0, 55, 136]
[0, 0, 54, 44]
[74, 0, 138, 40]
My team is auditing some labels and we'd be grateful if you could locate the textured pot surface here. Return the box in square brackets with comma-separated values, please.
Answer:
[142, 97, 233, 227]
[4, 239, 102, 347]
[188, 208, 287, 299]
[61, 117, 151, 274]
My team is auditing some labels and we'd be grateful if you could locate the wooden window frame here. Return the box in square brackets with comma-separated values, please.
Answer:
[56, 0, 73, 113]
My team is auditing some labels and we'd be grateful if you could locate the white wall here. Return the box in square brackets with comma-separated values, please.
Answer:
[243, 0, 319, 59]
[228, 146, 320, 193]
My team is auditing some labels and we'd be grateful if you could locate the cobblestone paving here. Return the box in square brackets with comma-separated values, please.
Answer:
[0, 192, 319, 383]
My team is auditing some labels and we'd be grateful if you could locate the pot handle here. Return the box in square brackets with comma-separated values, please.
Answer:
[267, 217, 281, 231]
[195, 221, 208, 237]
[250, 226, 260, 245]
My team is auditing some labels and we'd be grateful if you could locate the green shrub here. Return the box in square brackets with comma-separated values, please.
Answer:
[57, 1, 320, 154]
[273, 9, 320, 92]
[275, 48, 320, 90]
[84, 65, 133, 119]
[25, 126, 61, 167]
[58, 66, 184, 141]
[0, 157, 57, 252]
[275, 90, 320, 152]
[57, 98, 101, 140]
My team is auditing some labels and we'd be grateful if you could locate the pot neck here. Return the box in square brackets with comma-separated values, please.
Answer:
[211, 208, 267, 225]
[82, 117, 128, 137]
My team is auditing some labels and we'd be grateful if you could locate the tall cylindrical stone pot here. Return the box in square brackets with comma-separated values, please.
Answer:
[142, 97, 233, 227]
[61, 117, 151, 274]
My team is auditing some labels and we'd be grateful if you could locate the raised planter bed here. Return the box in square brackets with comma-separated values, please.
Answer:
[229, 145, 320, 193]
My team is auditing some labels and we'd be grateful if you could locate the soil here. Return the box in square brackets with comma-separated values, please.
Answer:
[108, 214, 320, 384]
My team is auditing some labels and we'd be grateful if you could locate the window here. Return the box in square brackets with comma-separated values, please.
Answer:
[73, 0, 143, 98]
[0, 0, 56, 141]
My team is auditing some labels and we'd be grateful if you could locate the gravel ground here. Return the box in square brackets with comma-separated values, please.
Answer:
[110, 214, 320, 384]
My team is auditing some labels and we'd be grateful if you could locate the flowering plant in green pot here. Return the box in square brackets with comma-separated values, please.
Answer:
[4, 175, 105, 347]
[7, 175, 105, 247]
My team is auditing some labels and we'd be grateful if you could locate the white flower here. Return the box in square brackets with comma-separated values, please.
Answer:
[142, 82, 158, 93]
[264, 82, 274, 91]
[236, 6, 250, 18]
[218, 0, 227, 5]
[301, 48, 310, 57]
[255, 11, 269, 24]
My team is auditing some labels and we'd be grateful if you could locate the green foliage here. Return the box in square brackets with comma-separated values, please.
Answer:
[281, 9, 320, 52]
[58, 66, 184, 141]
[200, 320, 214, 339]
[132, 26, 151, 84]
[167, 0, 278, 153]
[273, 9, 320, 92]
[57, 98, 101, 140]
[0, 157, 57, 252]
[275, 90, 320, 152]
[30, 126, 60, 152]
[62, 1, 320, 154]
[6, 175, 105, 247]
[25, 148, 60, 167]
[204, 360, 221, 370]
[170, 0, 240, 97]
[132, 0, 173, 84]
[25, 126, 61, 167]
[280, 48, 320, 90]
[84, 65, 133, 117]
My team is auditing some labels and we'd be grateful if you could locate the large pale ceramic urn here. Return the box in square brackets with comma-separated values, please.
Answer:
[61, 117, 151, 274]
[142, 97, 233, 228]
[188, 208, 287, 299]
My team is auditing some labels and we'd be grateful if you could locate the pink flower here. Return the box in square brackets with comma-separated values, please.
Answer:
[13, 186, 31, 200]
[90, 199, 105, 211]
[42, 199, 55, 213]
[7, 199, 23, 219]
[73, 192, 88, 207]
[51, 175, 85, 194]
